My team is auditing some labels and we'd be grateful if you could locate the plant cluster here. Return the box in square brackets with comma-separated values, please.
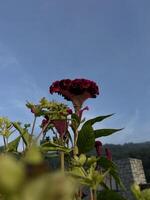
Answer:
[0, 78, 133, 200]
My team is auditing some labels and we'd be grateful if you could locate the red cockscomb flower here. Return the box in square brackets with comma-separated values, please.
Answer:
[95, 141, 103, 157]
[49, 79, 99, 110]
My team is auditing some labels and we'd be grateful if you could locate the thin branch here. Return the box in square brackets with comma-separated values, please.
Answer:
[31, 116, 37, 137]
[36, 119, 51, 142]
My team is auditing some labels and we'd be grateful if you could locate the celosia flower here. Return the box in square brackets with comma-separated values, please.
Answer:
[41, 118, 49, 128]
[41, 106, 72, 138]
[105, 148, 112, 161]
[67, 108, 73, 115]
[49, 79, 99, 109]
[95, 141, 102, 157]
[51, 119, 68, 138]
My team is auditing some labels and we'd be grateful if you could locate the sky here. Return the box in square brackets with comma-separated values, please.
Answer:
[0, 0, 150, 144]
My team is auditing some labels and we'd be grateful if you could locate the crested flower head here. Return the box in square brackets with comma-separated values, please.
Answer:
[95, 141, 102, 157]
[49, 78, 99, 110]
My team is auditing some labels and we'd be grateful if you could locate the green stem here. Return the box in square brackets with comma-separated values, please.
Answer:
[29, 116, 37, 147]
[60, 151, 64, 172]
[73, 104, 81, 157]
[3, 136, 7, 150]
[60, 137, 65, 172]
[93, 189, 97, 200]
[90, 189, 94, 200]
[31, 116, 37, 137]
[36, 119, 51, 142]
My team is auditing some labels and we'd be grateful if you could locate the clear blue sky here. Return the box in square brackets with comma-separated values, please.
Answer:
[0, 0, 150, 144]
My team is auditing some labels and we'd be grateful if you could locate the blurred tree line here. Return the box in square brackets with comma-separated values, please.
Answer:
[103, 142, 150, 182]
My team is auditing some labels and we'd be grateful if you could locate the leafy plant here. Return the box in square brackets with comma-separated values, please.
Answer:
[0, 78, 123, 200]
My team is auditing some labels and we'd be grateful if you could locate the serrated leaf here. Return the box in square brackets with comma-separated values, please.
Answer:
[77, 124, 95, 153]
[7, 136, 21, 152]
[94, 128, 123, 138]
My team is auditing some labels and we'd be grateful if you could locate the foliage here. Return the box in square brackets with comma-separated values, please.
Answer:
[97, 142, 150, 182]
[131, 184, 150, 200]
[0, 78, 123, 200]
[97, 190, 127, 200]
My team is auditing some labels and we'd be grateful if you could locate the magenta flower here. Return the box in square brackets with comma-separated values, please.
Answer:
[41, 118, 49, 127]
[78, 106, 89, 119]
[41, 116, 51, 133]
[95, 141, 103, 157]
[105, 148, 112, 161]
[51, 119, 68, 138]
[49, 79, 99, 109]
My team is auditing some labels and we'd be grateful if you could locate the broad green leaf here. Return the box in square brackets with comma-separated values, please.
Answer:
[94, 128, 123, 138]
[7, 136, 21, 152]
[82, 114, 114, 128]
[12, 122, 31, 147]
[41, 141, 71, 153]
[77, 124, 95, 153]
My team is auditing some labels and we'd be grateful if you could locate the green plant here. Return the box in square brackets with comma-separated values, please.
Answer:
[0, 78, 124, 200]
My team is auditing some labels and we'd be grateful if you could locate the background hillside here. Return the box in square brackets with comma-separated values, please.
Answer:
[104, 142, 150, 182]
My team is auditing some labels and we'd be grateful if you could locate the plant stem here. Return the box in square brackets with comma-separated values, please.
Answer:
[60, 151, 64, 172]
[60, 137, 65, 172]
[36, 119, 51, 142]
[31, 116, 37, 137]
[73, 103, 81, 157]
[90, 189, 94, 200]
[29, 116, 37, 147]
[90, 189, 97, 200]
[3, 136, 7, 150]
[93, 189, 97, 200]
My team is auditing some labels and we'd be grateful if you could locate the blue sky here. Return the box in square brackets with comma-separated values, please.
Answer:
[0, 0, 150, 144]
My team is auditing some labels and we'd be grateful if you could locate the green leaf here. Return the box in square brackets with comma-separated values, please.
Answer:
[94, 128, 123, 138]
[40, 141, 71, 154]
[12, 122, 31, 147]
[98, 157, 117, 170]
[7, 136, 21, 152]
[97, 157, 125, 189]
[97, 190, 127, 200]
[77, 124, 95, 153]
[70, 166, 87, 177]
[82, 114, 114, 128]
